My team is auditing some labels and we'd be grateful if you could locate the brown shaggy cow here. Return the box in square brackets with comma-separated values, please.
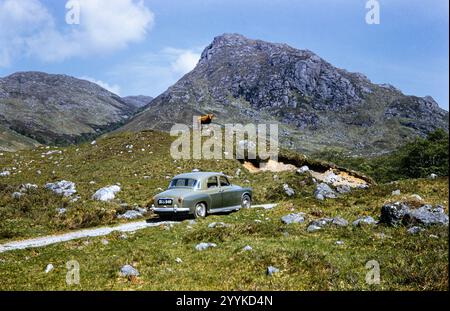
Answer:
[198, 113, 215, 125]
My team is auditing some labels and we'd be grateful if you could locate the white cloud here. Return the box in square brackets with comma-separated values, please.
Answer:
[164, 48, 201, 75]
[108, 47, 201, 96]
[79, 76, 121, 95]
[0, 0, 154, 66]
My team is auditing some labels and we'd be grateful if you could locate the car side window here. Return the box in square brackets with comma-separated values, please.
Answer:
[207, 176, 218, 188]
[219, 176, 230, 187]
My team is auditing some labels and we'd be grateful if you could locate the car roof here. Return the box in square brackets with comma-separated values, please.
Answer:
[172, 172, 226, 180]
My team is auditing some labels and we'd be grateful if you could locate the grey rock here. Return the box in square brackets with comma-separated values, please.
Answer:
[380, 202, 410, 226]
[308, 217, 348, 230]
[266, 266, 280, 276]
[429, 173, 438, 179]
[335, 240, 345, 245]
[281, 213, 305, 224]
[243, 245, 253, 251]
[352, 216, 377, 226]
[336, 184, 351, 194]
[12, 192, 24, 199]
[407, 226, 423, 235]
[120, 265, 139, 277]
[392, 189, 401, 196]
[0, 170, 11, 177]
[195, 242, 217, 251]
[56, 208, 67, 215]
[296, 165, 309, 174]
[45, 180, 77, 197]
[307, 224, 322, 232]
[208, 222, 229, 228]
[314, 183, 337, 200]
[117, 210, 143, 220]
[283, 184, 295, 197]
[19, 183, 38, 192]
[403, 205, 449, 227]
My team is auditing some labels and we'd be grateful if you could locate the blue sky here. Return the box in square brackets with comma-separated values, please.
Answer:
[0, 0, 448, 109]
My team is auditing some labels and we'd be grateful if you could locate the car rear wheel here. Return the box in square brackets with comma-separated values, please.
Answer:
[194, 202, 207, 218]
[241, 194, 251, 209]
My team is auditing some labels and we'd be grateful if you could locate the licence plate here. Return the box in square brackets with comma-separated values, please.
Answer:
[158, 199, 173, 205]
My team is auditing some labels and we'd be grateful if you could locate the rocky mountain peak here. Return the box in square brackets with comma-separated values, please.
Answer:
[121, 33, 448, 155]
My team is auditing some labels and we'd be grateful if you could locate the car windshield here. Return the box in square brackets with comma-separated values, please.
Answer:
[169, 178, 198, 188]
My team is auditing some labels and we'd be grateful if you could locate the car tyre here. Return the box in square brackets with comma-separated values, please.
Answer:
[241, 194, 251, 209]
[194, 202, 207, 218]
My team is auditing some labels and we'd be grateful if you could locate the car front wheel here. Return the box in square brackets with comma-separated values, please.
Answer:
[194, 202, 207, 218]
[241, 194, 251, 209]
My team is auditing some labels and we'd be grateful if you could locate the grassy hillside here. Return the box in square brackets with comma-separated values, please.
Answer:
[0, 125, 40, 152]
[0, 130, 448, 290]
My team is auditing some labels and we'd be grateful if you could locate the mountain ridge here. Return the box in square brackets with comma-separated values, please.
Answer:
[120, 33, 448, 155]
[0, 71, 148, 149]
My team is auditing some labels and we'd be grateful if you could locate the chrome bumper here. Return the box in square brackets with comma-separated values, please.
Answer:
[151, 205, 190, 213]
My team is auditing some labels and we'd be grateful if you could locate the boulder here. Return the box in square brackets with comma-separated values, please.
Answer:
[314, 183, 337, 200]
[195, 242, 217, 251]
[380, 202, 448, 227]
[429, 173, 438, 179]
[45, 180, 77, 197]
[403, 205, 449, 227]
[380, 202, 410, 226]
[92, 185, 121, 201]
[352, 216, 377, 226]
[281, 213, 305, 224]
[120, 265, 139, 277]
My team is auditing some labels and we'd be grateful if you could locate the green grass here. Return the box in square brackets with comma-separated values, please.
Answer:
[0, 130, 448, 290]
[0, 177, 447, 290]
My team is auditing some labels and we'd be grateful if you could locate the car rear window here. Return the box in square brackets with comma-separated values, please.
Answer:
[169, 178, 198, 188]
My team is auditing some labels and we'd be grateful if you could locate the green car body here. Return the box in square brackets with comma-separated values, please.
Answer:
[150, 172, 252, 218]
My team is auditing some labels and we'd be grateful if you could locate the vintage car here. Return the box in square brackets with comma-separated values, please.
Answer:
[150, 172, 252, 218]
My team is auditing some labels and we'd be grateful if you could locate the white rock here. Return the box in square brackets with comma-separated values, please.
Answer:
[45, 180, 77, 197]
[195, 242, 217, 251]
[296, 165, 310, 174]
[175, 257, 183, 263]
[0, 170, 11, 177]
[92, 185, 121, 202]
[12, 192, 24, 199]
[429, 173, 438, 179]
[392, 189, 401, 196]
[243, 245, 253, 251]
[45, 264, 54, 273]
